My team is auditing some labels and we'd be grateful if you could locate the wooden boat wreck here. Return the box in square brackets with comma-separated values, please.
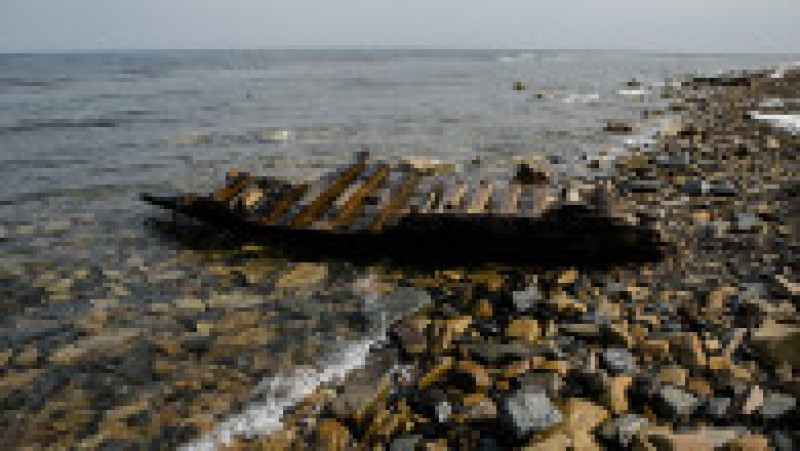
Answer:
[141, 152, 665, 267]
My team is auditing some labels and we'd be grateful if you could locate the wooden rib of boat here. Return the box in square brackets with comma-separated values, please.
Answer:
[141, 152, 665, 265]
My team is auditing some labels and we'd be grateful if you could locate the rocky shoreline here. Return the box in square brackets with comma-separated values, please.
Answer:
[239, 67, 799, 449]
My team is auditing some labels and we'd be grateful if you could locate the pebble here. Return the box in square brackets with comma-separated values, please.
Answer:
[655, 385, 701, 418]
[511, 284, 543, 312]
[758, 392, 796, 419]
[600, 414, 649, 447]
[602, 348, 638, 374]
[705, 397, 732, 419]
[500, 387, 562, 439]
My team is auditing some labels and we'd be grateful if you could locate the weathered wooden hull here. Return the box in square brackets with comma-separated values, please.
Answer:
[141, 192, 665, 267]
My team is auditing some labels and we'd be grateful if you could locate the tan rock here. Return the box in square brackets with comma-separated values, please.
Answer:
[647, 430, 714, 451]
[562, 398, 609, 432]
[524, 432, 571, 450]
[659, 366, 688, 387]
[507, 318, 540, 344]
[670, 332, 707, 368]
[750, 319, 800, 367]
[418, 357, 454, 390]
[741, 385, 764, 415]
[603, 375, 633, 413]
[724, 434, 771, 451]
[312, 419, 351, 451]
[461, 393, 498, 421]
[50, 328, 142, 365]
[432, 316, 472, 351]
[453, 360, 492, 391]
[686, 378, 713, 397]
[557, 269, 579, 286]
[14, 347, 39, 366]
[275, 262, 328, 290]
[640, 339, 671, 361]
[174, 297, 207, 312]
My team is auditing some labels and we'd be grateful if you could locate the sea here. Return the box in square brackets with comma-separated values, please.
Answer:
[0, 49, 796, 447]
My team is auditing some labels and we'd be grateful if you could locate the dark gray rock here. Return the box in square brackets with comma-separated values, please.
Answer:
[600, 414, 649, 447]
[602, 348, 638, 374]
[759, 392, 796, 419]
[468, 342, 542, 365]
[656, 385, 700, 418]
[500, 387, 562, 439]
[511, 285, 543, 312]
[705, 397, 732, 419]
[390, 435, 423, 451]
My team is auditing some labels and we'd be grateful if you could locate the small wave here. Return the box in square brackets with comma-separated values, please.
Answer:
[183, 331, 384, 450]
[618, 89, 649, 96]
[0, 118, 122, 134]
[749, 111, 800, 134]
[562, 93, 601, 104]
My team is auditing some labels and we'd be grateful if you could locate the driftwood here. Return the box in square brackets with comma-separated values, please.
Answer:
[141, 153, 665, 267]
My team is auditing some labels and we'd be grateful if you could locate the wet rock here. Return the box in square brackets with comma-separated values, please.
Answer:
[500, 387, 562, 439]
[392, 317, 429, 356]
[49, 328, 142, 366]
[312, 419, 351, 451]
[758, 392, 795, 419]
[275, 263, 328, 290]
[604, 120, 635, 134]
[655, 385, 701, 418]
[451, 360, 492, 392]
[600, 414, 649, 447]
[561, 398, 609, 433]
[647, 427, 739, 450]
[513, 162, 550, 185]
[658, 366, 688, 387]
[602, 348, 637, 374]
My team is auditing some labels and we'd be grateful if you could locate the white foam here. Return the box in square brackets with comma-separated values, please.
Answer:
[618, 89, 649, 96]
[562, 93, 600, 104]
[183, 330, 384, 450]
[770, 62, 799, 79]
[750, 111, 800, 134]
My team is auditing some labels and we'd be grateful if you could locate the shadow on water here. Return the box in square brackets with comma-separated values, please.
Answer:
[143, 202, 667, 272]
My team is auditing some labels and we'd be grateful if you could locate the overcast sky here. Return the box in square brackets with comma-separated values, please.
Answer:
[1, 0, 799, 53]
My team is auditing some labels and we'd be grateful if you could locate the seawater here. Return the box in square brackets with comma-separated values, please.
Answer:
[0, 49, 796, 447]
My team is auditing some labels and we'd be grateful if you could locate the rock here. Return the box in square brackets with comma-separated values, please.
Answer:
[452, 360, 492, 392]
[600, 414, 649, 447]
[758, 392, 795, 419]
[275, 262, 328, 290]
[50, 328, 142, 365]
[704, 397, 732, 419]
[725, 434, 771, 451]
[658, 366, 688, 387]
[500, 387, 563, 439]
[431, 316, 472, 352]
[647, 427, 740, 450]
[513, 162, 550, 185]
[518, 372, 564, 399]
[670, 333, 707, 368]
[525, 432, 571, 450]
[556, 269, 579, 287]
[392, 317, 429, 355]
[602, 348, 638, 374]
[506, 319, 540, 344]
[604, 120, 635, 134]
[603, 375, 633, 413]
[773, 274, 800, 298]
[390, 435, 423, 451]
[561, 398, 609, 433]
[468, 342, 541, 366]
[741, 385, 764, 415]
[460, 393, 498, 422]
[417, 358, 454, 390]
[750, 319, 800, 367]
[312, 419, 351, 451]
[174, 297, 207, 312]
[513, 81, 528, 91]
[512, 285, 543, 312]
[731, 213, 761, 233]
[655, 385, 701, 418]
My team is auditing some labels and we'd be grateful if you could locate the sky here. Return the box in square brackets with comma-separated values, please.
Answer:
[1, 0, 799, 53]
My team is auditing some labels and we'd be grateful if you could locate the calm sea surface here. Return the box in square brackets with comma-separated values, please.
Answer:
[0, 49, 796, 447]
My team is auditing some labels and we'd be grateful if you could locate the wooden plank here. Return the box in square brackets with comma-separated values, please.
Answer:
[212, 171, 253, 203]
[464, 180, 493, 214]
[518, 185, 556, 218]
[436, 179, 467, 213]
[278, 158, 368, 228]
[313, 163, 390, 230]
[492, 182, 522, 215]
[368, 170, 420, 231]
[405, 176, 441, 215]
[262, 184, 310, 225]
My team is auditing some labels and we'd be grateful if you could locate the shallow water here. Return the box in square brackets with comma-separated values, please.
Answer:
[0, 49, 797, 447]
